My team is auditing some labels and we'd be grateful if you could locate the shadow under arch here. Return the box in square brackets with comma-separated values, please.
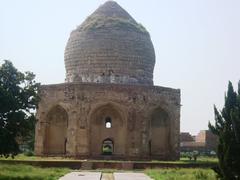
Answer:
[44, 105, 68, 155]
[149, 106, 171, 156]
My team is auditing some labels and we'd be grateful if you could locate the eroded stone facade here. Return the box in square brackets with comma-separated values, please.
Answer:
[34, 1, 181, 160]
[35, 83, 180, 160]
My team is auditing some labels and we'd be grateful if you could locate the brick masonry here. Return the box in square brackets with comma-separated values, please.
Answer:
[34, 1, 181, 160]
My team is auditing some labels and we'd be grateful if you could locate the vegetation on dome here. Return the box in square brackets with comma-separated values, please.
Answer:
[78, 16, 148, 34]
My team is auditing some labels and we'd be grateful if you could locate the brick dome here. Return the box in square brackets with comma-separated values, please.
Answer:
[64, 1, 155, 85]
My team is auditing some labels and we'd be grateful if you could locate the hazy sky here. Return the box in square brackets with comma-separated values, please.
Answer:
[1, 0, 240, 135]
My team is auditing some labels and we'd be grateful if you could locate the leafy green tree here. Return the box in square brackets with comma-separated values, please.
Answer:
[209, 81, 240, 180]
[0, 60, 40, 157]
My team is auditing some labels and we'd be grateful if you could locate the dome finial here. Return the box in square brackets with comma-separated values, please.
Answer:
[90, 0, 134, 21]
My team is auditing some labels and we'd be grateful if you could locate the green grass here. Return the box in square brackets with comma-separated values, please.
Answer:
[89, 156, 218, 164]
[145, 168, 216, 180]
[0, 163, 217, 180]
[0, 163, 70, 180]
[179, 156, 218, 163]
[0, 154, 218, 164]
[0, 154, 75, 161]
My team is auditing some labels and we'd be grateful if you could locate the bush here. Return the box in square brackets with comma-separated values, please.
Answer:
[23, 150, 34, 156]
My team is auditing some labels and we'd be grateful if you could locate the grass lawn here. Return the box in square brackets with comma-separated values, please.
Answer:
[145, 168, 216, 180]
[0, 163, 70, 180]
[0, 163, 217, 180]
[0, 154, 218, 164]
[0, 154, 74, 161]
[178, 156, 218, 164]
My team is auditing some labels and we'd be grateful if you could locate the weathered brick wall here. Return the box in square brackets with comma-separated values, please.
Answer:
[35, 82, 180, 160]
[180, 132, 194, 142]
[34, 1, 181, 161]
[64, 1, 155, 85]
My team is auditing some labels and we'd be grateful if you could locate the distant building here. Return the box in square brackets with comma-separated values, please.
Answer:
[180, 130, 217, 153]
[180, 132, 194, 142]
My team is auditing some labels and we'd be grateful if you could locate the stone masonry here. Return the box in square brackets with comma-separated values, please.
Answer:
[34, 1, 181, 160]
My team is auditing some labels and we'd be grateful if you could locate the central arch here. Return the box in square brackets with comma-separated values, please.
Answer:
[90, 103, 126, 157]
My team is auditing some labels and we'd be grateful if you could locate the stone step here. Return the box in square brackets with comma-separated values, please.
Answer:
[59, 172, 101, 180]
[81, 161, 93, 170]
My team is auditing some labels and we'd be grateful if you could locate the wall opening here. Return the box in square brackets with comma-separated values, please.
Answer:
[148, 140, 152, 156]
[105, 117, 112, 128]
[102, 138, 114, 155]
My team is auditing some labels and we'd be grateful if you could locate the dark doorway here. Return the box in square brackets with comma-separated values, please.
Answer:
[102, 138, 114, 155]
[148, 140, 152, 156]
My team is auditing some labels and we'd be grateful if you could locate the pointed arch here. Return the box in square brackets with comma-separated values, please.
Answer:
[89, 102, 126, 157]
[150, 107, 170, 156]
[44, 105, 68, 155]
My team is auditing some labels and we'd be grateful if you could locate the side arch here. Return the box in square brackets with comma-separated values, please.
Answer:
[149, 107, 170, 156]
[44, 105, 68, 155]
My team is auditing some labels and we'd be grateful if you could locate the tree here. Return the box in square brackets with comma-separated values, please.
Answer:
[0, 60, 40, 157]
[209, 81, 240, 180]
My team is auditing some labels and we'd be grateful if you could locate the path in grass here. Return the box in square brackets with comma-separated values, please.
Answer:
[113, 172, 152, 180]
[59, 172, 152, 180]
[101, 173, 114, 180]
[59, 172, 102, 180]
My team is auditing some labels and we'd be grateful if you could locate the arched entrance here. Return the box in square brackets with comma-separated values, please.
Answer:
[102, 138, 114, 155]
[90, 104, 126, 157]
[44, 105, 68, 155]
[150, 107, 170, 156]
